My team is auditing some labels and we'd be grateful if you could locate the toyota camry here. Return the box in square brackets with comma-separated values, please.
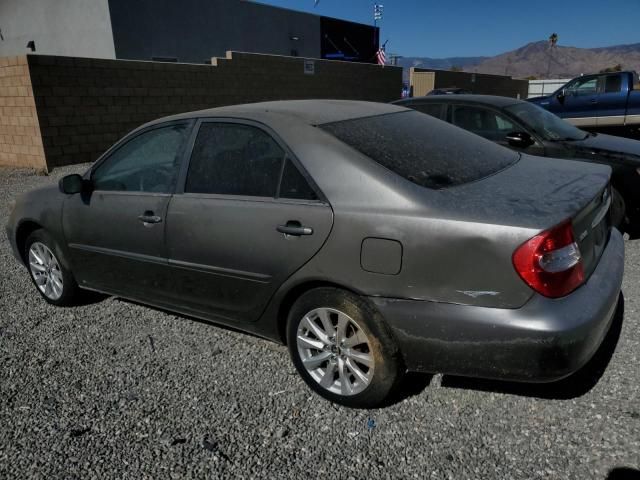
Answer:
[6, 100, 624, 408]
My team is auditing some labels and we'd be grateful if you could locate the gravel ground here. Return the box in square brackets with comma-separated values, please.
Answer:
[0, 165, 639, 480]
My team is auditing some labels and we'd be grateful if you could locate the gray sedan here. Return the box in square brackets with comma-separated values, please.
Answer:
[6, 100, 624, 408]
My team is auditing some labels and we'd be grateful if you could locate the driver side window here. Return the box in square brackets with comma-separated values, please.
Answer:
[566, 77, 597, 96]
[92, 123, 190, 193]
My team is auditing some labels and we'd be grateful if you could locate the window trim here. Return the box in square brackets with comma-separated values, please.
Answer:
[86, 119, 195, 195]
[176, 117, 328, 205]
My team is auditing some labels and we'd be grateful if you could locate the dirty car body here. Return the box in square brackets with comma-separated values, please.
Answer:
[6, 101, 624, 404]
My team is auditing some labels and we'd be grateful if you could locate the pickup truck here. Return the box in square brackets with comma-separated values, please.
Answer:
[528, 71, 640, 138]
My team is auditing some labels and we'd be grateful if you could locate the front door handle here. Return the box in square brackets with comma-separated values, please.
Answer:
[138, 211, 162, 225]
[277, 221, 313, 236]
[590, 99, 598, 104]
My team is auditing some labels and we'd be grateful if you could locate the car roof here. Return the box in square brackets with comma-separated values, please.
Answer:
[148, 100, 408, 127]
[395, 94, 525, 108]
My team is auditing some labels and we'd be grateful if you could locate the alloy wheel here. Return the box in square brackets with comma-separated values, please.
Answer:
[296, 307, 374, 396]
[28, 242, 64, 300]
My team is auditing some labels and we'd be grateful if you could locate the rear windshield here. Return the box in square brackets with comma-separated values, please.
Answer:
[320, 110, 519, 189]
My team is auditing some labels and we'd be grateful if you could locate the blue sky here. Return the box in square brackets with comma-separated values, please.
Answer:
[257, 0, 640, 58]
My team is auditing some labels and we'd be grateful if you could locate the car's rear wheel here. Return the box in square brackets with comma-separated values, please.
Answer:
[287, 287, 403, 408]
[25, 229, 79, 306]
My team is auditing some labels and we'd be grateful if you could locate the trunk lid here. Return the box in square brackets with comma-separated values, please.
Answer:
[571, 183, 611, 278]
[435, 153, 612, 279]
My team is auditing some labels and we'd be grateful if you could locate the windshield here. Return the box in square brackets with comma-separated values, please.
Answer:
[320, 111, 519, 189]
[505, 102, 588, 141]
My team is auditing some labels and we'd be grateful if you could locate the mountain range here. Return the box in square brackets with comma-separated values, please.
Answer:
[398, 41, 640, 79]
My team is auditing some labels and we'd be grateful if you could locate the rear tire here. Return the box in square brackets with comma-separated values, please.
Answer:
[286, 287, 404, 408]
[24, 229, 79, 306]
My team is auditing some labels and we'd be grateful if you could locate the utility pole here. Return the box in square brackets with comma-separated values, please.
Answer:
[373, 3, 383, 48]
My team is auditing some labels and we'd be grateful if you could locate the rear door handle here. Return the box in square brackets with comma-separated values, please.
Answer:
[277, 222, 313, 236]
[591, 99, 598, 104]
[138, 211, 162, 225]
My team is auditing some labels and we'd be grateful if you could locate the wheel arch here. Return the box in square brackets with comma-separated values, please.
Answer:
[15, 220, 44, 264]
[275, 280, 367, 345]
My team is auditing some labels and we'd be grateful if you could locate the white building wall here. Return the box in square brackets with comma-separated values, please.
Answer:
[0, 0, 116, 59]
[528, 79, 571, 98]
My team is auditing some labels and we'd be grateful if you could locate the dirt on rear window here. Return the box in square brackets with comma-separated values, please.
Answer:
[320, 110, 519, 189]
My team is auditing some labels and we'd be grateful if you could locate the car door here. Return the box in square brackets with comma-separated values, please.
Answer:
[596, 74, 627, 127]
[450, 104, 545, 155]
[62, 121, 192, 302]
[165, 120, 333, 324]
[553, 75, 599, 124]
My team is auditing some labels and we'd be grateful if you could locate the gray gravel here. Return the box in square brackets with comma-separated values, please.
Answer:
[1, 165, 639, 480]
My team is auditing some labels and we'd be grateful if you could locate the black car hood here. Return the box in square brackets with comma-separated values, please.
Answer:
[565, 133, 640, 167]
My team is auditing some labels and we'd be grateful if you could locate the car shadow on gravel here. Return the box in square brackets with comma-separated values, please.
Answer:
[607, 467, 640, 480]
[74, 290, 109, 306]
[440, 293, 625, 400]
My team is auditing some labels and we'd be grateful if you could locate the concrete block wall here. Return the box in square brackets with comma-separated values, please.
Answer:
[0, 56, 47, 170]
[0, 52, 402, 171]
[410, 68, 529, 99]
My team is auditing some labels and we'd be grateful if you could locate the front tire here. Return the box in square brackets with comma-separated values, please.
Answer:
[286, 287, 404, 408]
[24, 229, 79, 306]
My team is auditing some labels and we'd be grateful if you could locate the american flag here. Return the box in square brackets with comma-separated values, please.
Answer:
[376, 46, 386, 66]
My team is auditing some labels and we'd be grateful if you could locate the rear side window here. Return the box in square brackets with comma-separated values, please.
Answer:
[186, 123, 285, 197]
[603, 75, 622, 93]
[320, 111, 518, 189]
[279, 158, 318, 200]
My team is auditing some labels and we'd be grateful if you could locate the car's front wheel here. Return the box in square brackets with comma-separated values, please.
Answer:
[24, 229, 79, 306]
[287, 287, 404, 408]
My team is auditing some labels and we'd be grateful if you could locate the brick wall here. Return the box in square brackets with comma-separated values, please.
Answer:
[0, 56, 47, 170]
[0, 52, 402, 171]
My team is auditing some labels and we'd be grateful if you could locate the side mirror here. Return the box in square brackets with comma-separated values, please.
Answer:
[58, 174, 85, 194]
[556, 89, 566, 103]
[506, 131, 534, 148]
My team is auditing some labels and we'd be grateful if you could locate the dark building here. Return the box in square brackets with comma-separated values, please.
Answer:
[0, 0, 379, 64]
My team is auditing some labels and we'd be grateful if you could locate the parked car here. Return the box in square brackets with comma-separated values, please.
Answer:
[428, 87, 472, 95]
[394, 94, 640, 236]
[528, 71, 640, 138]
[6, 100, 623, 408]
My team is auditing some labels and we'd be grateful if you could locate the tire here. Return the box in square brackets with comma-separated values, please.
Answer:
[286, 287, 404, 408]
[24, 229, 79, 306]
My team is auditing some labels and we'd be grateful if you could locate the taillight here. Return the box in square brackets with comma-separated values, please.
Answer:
[512, 220, 585, 298]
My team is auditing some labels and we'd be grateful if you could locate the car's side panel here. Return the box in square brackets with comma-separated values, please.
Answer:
[371, 229, 623, 379]
[164, 196, 333, 323]
[62, 191, 173, 303]
[7, 185, 69, 267]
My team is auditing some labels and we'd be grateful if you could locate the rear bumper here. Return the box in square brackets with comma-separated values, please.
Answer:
[371, 229, 625, 382]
